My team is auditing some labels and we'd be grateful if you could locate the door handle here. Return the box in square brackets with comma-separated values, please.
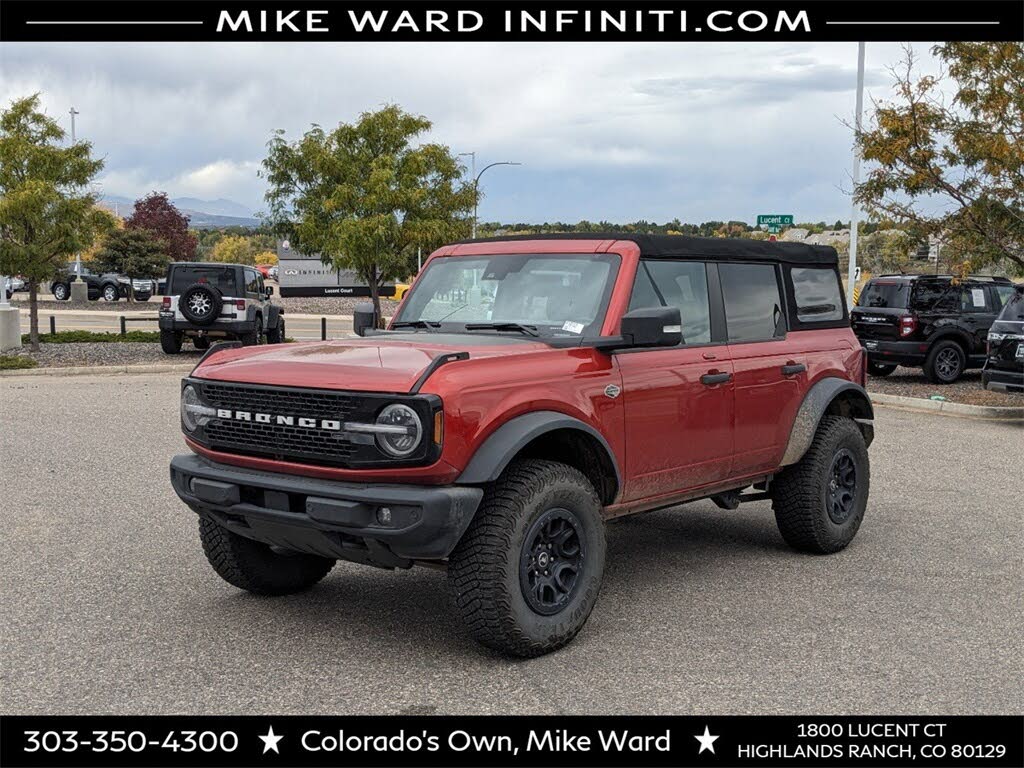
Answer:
[701, 371, 732, 386]
[781, 363, 807, 376]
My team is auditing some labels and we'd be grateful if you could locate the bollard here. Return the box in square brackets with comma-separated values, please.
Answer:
[49, 316, 56, 336]
[120, 316, 127, 336]
[321, 317, 327, 341]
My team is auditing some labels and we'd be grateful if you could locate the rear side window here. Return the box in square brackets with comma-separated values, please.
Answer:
[245, 269, 260, 294]
[858, 281, 910, 308]
[719, 263, 784, 342]
[628, 261, 711, 344]
[911, 281, 958, 312]
[789, 267, 844, 322]
[170, 266, 236, 294]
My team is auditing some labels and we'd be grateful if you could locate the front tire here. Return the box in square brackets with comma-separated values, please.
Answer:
[771, 416, 869, 554]
[192, 336, 211, 351]
[160, 329, 183, 354]
[448, 459, 606, 658]
[266, 318, 285, 344]
[867, 362, 897, 377]
[102, 284, 120, 302]
[199, 518, 335, 596]
[52, 283, 70, 301]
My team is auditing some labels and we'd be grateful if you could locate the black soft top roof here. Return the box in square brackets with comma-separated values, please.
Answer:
[464, 233, 838, 266]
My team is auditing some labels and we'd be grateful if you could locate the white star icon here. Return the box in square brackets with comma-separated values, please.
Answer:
[694, 725, 720, 755]
[259, 725, 284, 754]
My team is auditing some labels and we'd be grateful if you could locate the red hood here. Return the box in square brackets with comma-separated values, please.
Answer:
[192, 337, 550, 393]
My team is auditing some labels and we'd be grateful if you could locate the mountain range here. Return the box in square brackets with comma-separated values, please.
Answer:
[98, 195, 261, 229]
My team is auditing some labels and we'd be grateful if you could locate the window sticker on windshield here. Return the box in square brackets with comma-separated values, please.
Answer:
[562, 320, 585, 335]
[971, 288, 986, 307]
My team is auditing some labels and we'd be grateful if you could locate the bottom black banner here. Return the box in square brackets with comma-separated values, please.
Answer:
[1, 715, 1021, 768]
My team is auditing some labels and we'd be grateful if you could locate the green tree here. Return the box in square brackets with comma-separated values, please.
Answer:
[0, 94, 112, 349]
[856, 43, 1024, 274]
[208, 234, 256, 265]
[93, 228, 170, 301]
[262, 105, 476, 320]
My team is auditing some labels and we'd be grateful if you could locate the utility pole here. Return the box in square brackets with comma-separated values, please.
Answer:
[473, 161, 521, 239]
[847, 43, 866, 308]
[70, 107, 83, 278]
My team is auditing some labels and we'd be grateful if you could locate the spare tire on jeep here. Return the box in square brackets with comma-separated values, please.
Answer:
[179, 283, 222, 326]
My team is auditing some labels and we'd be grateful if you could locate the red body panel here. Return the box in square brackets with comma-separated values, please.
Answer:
[189, 238, 862, 510]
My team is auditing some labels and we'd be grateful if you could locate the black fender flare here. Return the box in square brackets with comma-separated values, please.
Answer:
[928, 329, 973, 355]
[456, 410, 622, 493]
[266, 304, 283, 328]
[780, 378, 874, 467]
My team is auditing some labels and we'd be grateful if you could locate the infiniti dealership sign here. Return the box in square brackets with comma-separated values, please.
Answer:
[276, 241, 396, 298]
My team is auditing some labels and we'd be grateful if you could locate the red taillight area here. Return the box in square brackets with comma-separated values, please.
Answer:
[236, 300, 246, 311]
[899, 315, 917, 337]
[161, 297, 171, 310]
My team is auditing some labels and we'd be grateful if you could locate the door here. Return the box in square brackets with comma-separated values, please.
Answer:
[617, 260, 735, 501]
[719, 262, 807, 476]
[958, 284, 999, 357]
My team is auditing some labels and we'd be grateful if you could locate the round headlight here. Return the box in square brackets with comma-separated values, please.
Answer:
[375, 404, 422, 457]
[180, 385, 214, 432]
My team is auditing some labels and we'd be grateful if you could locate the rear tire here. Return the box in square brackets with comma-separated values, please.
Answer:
[198, 518, 335, 596]
[867, 362, 897, 377]
[771, 416, 869, 554]
[924, 339, 966, 384]
[192, 336, 211, 350]
[160, 329, 183, 354]
[448, 459, 606, 658]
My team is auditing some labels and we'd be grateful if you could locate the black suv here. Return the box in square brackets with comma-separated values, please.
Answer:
[982, 284, 1024, 394]
[50, 263, 154, 302]
[158, 262, 285, 354]
[852, 274, 1017, 384]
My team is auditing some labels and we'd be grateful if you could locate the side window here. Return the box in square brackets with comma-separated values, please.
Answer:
[789, 267, 844, 322]
[994, 284, 1015, 310]
[628, 260, 711, 345]
[719, 263, 785, 343]
[960, 285, 990, 313]
[245, 270, 259, 294]
[912, 282, 957, 312]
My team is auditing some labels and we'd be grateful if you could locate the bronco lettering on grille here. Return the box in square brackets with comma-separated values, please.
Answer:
[214, 409, 343, 431]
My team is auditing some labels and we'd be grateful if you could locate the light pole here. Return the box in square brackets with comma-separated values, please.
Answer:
[69, 107, 83, 278]
[472, 161, 521, 239]
[847, 43, 866, 308]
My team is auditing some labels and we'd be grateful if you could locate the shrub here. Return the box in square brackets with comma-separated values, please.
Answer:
[0, 355, 38, 370]
[22, 330, 161, 344]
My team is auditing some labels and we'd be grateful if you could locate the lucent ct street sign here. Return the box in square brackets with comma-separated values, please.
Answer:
[757, 214, 794, 234]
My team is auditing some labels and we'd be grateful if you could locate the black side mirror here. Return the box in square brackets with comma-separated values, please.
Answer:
[265, 286, 274, 297]
[353, 302, 378, 337]
[619, 306, 683, 348]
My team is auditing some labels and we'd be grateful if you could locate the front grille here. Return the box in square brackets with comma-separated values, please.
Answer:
[200, 382, 360, 466]
[191, 380, 437, 469]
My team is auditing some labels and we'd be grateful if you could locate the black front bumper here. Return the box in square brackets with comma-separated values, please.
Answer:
[170, 454, 482, 568]
[861, 339, 927, 366]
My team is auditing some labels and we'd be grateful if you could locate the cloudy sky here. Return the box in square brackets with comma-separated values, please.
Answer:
[0, 41, 935, 224]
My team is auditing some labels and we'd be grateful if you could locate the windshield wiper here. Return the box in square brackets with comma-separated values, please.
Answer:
[390, 320, 441, 331]
[464, 322, 541, 337]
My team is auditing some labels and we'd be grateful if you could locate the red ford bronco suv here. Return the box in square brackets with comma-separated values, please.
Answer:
[171, 234, 874, 657]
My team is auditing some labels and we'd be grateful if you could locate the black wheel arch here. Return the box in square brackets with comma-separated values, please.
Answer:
[267, 304, 284, 327]
[456, 411, 621, 505]
[928, 331, 972, 356]
[780, 377, 874, 468]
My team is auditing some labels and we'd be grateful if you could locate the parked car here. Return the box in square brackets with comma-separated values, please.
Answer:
[268, 265, 279, 281]
[49, 263, 156, 302]
[171, 234, 874, 657]
[255, 264, 272, 279]
[851, 274, 1016, 383]
[158, 262, 284, 353]
[982, 284, 1024, 394]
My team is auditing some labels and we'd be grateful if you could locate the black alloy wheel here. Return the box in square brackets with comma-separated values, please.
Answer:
[934, 347, 962, 381]
[826, 448, 858, 524]
[520, 508, 585, 616]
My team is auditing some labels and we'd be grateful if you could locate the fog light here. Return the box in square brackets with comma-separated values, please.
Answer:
[376, 507, 393, 526]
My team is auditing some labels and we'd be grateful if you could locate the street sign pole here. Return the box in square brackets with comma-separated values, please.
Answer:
[847, 42, 866, 309]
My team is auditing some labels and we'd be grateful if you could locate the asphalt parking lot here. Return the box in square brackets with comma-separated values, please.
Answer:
[1, 373, 1021, 715]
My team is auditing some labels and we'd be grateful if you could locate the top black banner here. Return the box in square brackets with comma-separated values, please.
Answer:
[1, 0, 1022, 43]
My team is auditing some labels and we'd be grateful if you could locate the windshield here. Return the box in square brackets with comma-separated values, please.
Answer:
[858, 281, 910, 309]
[394, 254, 620, 337]
[997, 289, 1024, 321]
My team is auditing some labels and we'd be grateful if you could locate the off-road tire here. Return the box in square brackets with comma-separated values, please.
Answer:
[179, 283, 223, 326]
[924, 339, 966, 384]
[52, 282, 70, 301]
[266, 318, 284, 344]
[160, 329, 183, 354]
[867, 362, 897, 377]
[447, 459, 606, 658]
[771, 415, 869, 554]
[198, 517, 335, 596]
[192, 336, 211, 350]
[240, 321, 262, 346]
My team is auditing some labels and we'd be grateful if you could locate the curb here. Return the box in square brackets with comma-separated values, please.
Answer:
[870, 392, 1024, 421]
[0, 363, 194, 378]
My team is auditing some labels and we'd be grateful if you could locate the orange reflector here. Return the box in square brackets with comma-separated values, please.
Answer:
[433, 411, 443, 445]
